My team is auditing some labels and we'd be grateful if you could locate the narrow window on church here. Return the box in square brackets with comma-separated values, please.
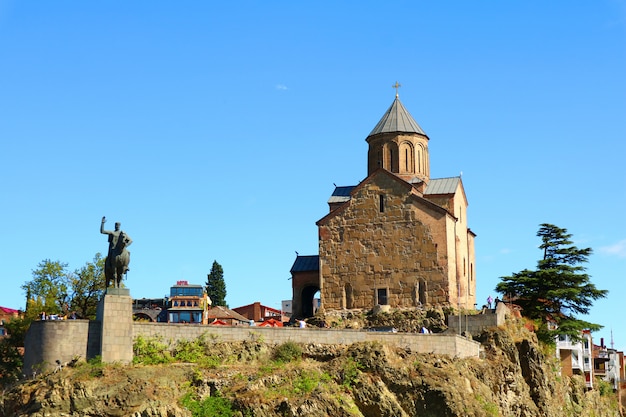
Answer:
[417, 149, 421, 172]
[419, 280, 428, 305]
[379, 194, 385, 213]
[405, 149, 409, 171]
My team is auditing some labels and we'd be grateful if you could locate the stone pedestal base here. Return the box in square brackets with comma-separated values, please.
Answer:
[96, 289, 133, 364]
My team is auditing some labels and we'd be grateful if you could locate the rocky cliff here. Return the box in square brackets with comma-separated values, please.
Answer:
[1, 313, 621, 417]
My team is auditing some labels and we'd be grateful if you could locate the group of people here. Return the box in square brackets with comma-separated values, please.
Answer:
[39, 311, 78, 321]
[486, 295, 500, 309]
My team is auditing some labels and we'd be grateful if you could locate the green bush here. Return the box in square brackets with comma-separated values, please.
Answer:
[272, 341, 302, 363]
[87, 355, 104, 378]
[292, 370, 331, 394]
[340, 357, 362, 389]
[133, 335, 173, 365]
[173, 338, 206, 363]
[597, 379, 614, 397]
[181, 391, 234, 417]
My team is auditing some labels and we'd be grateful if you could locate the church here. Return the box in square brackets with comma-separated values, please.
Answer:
[291, 91, 476, 318]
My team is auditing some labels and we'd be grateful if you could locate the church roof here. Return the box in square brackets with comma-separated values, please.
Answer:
[424, 177, 461, 195]
[290, 255, 319, 273]
[368, 96, 427, 137]
[327, 186, 356, 204]
[327, 177, 461, 204]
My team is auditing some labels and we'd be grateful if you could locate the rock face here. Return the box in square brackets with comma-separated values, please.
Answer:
[1, 319, 621, 417]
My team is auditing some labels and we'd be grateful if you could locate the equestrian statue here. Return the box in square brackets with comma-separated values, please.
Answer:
[100, 216, 132, 288]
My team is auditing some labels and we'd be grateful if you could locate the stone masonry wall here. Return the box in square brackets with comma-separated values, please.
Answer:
[97, 292, 133, 364]
[24, 319, 480, 375]
[447, 304, 509, 336]
[133, 322, 480, 358]
[319, 172, 451, 311]
[23, 320, 101, 376]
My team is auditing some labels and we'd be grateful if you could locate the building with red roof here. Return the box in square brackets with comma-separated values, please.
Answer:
[0, 306, 21, 337]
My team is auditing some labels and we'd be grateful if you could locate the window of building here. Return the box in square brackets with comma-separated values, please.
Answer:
[405, 148, 409, 171]
[377, 288, 388, 305]
[379, 194, 385, 213]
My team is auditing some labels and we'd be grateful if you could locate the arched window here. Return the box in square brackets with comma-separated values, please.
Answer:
[399, 141, 414, 173]
[385, 142, 399, 173]
[405, 148, 409, 171]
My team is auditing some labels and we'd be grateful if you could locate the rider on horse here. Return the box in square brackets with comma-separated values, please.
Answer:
[101, 216, 132, 288]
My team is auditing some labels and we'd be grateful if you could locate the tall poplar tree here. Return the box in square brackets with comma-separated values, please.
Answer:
[496, 223, 607, 344]
[205, 260, 227, 306]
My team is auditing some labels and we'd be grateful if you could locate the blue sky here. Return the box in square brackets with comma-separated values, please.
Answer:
[1, 1, 625, 348]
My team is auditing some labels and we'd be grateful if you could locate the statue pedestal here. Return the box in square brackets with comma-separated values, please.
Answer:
[96, 288, 133, 364]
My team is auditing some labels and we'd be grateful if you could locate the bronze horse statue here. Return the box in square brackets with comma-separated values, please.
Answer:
[105, 231, 131, 288]
[101, 217, 132, 289]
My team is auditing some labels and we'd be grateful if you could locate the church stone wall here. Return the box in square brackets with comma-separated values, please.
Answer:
[319, 173, 454, 311]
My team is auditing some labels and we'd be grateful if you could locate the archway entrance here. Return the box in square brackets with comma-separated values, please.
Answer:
[300, 286, 320, 318]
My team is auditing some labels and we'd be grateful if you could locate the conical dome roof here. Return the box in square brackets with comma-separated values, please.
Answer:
[368, 96, 427, 137]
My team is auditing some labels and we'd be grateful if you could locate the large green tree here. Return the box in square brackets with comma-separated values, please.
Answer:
[22, 259, 71, 317]
[205, 260, 227, 307]
[22, 255, 106, 320]
[495, 223, 607, 344]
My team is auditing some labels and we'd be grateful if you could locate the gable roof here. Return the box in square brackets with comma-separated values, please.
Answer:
[207, 305, 249, 322]
[328, 176, 463, 207]
[290, 255, 319, 273]
[424, 177, 461, 195]
[318, 169, 451, 226]
[0, 307, 19, 315]
[368, 96, 427, 137]
[231, 302, 282, 316]
[328, 185, 356, 205]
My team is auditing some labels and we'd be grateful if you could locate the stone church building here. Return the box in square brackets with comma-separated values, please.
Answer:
[291, 93, 476, 318]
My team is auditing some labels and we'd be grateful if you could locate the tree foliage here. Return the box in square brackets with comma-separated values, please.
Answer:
[22, 259, 70, 317]
[22, 255, 106, 320]
[0, 255, 106, 388]
[205, 260, 227, 307]
[0, 317, 30, 387]
[495, 224, 607, 344]
[71, 253, 106, 319]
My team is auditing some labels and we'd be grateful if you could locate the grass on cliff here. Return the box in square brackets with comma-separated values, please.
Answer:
[133, 334, 222, 368]
[181, 391, 234, 417]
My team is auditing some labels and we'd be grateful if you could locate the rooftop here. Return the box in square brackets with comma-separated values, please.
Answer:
[368, 96, 427, 137]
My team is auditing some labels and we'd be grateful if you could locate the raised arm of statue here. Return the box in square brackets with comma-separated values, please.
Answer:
[100, 216, 112, 235]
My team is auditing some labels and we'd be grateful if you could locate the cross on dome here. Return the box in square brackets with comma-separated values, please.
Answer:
[392, 81, 401, 97]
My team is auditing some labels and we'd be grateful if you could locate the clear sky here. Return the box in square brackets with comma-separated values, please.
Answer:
[1, 2, 624, 348]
